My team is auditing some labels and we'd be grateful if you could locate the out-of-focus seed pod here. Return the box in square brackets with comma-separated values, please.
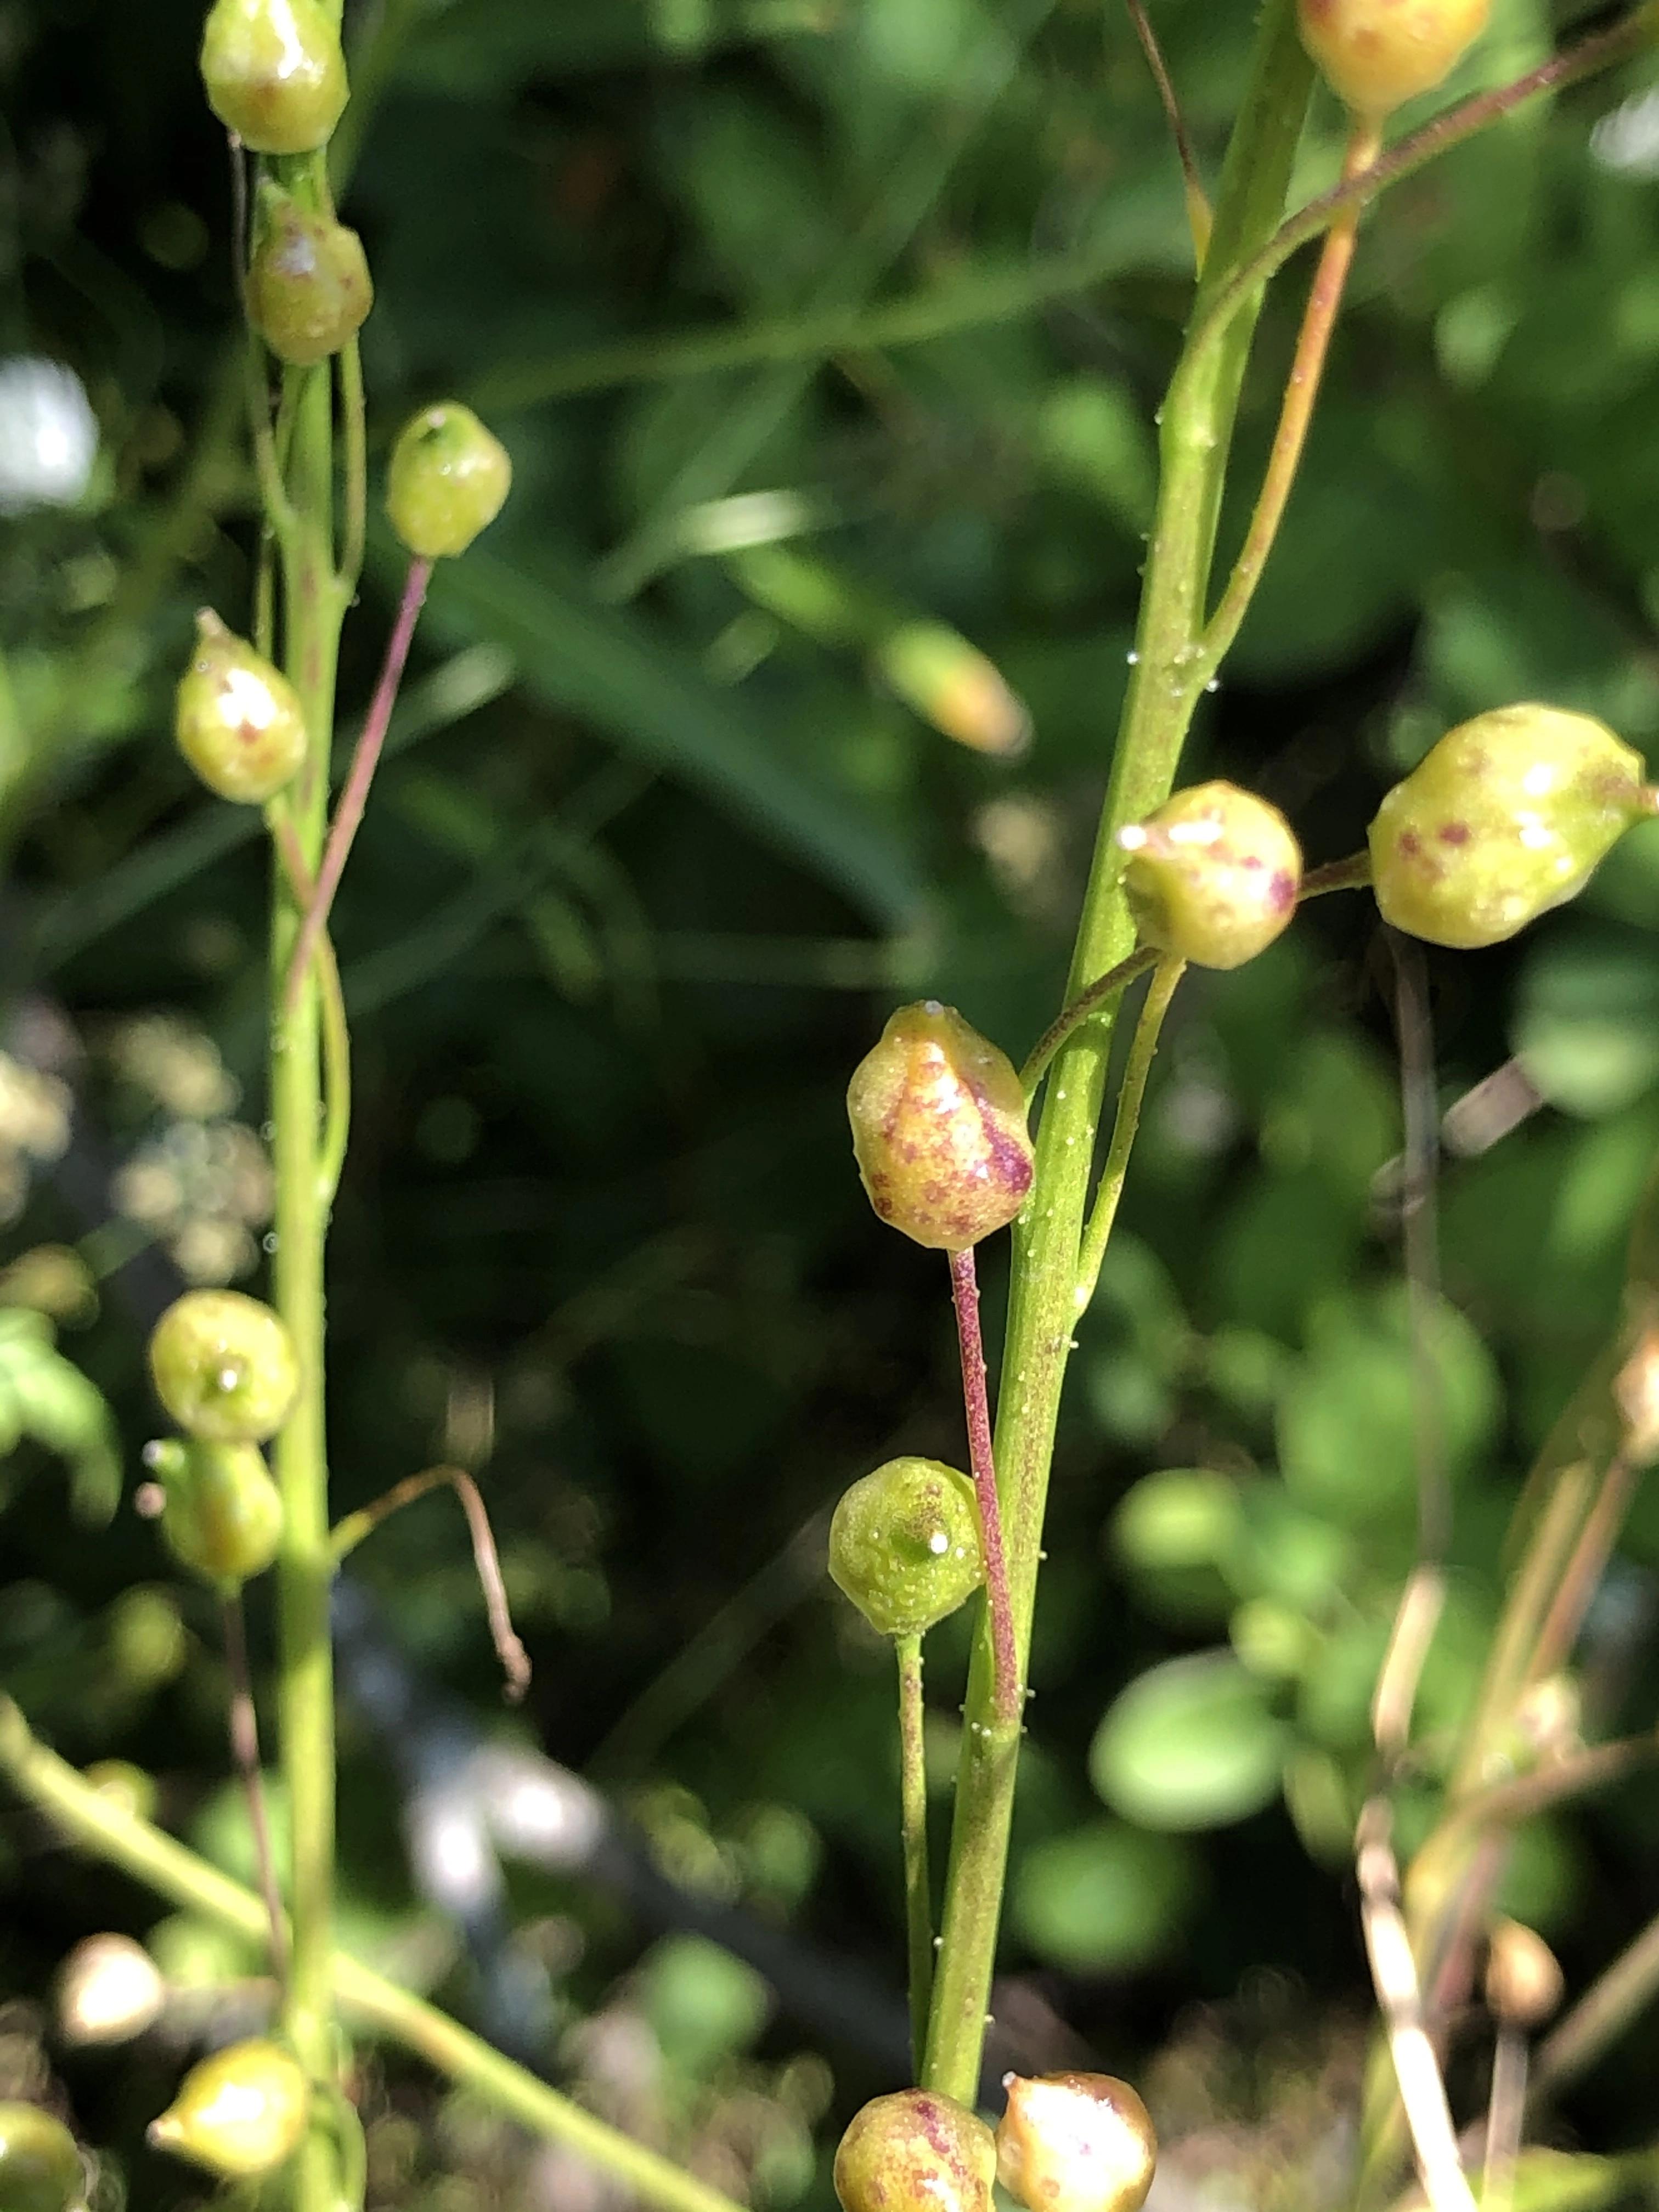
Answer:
[995, 2073, 1158, 2212]
[82, 1762, 157, 1824]
[1297, 0, 1490, 116]
[0, 2106, 83, 2212]
[147, 1290, 300, 1446]
[834, 2089, 997, 2212]
[56, 1933, 166, 2047]
[1368, 704, 1653, 948]
[385, 403, 511, 560]
[829, 1458, 984, 1638]
[199, 0, 348, 154]
[247, 184, 372, 368]
[847, 1000, 1034, 1250]
[1118, 781, 1301, 970]
[143, 1437, 284, 1590]
[175, 612, 307, 805]
[1614, 1323, 1659, 1467]
[1485, 1918, 1565, 2030]
[873, 623, 1031, 758]
[148, 2040, 308, 2180]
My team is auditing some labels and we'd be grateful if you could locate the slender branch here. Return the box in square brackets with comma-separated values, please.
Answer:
[948, 1248, 1019, 1729]
[266, 803, 353, 1212]
[1526, 1449, 1640, 1687]
[285, 556, 432, 1014]
[1021, 948, 1158, 1101]
[1301, 849, 1372, 900]
[1537, 1909, 1659, 2094]
[336, 338, 367, 601]
[896, 1631, 933, 2078]
[0, 1698, 744, 2212]
[1075, 956, 1186, 1306]
[330, 1465, 531, 1702]
[1124, 0, 1212, 263]
[1481, 2027, 1527, 2212]
[222, 1593, 289, 1983]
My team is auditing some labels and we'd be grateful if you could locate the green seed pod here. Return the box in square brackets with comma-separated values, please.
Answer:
[995, 2074, 1157, 2212]
[0, 2106, 83, 2212]
[199, 0, 348, 154]
[1118, 782, 1301, 970]
[1368, 704, 1654, 949]
[175, 611, 307, 805]
[847, 1000, 1034, 1250]
[829, 1457, 983, 1638]
[147, 1291, 300, 1446]
[247, 183, 372, 368]
[385, 403, 511, 560]
[834, 2090, 997, 2212]
[148, 2040, 308, 2180]
[143, 1437, 284, 1589]
[1297, 0, 1489, 116]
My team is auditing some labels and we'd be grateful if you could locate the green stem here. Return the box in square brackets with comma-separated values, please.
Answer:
[921, 0, 1314, 2108]
[0, 1698, 743, 2212]
[1075, 956, 1186, 1307]
[222, 1592, 289, 1985]
[895, 1632, 932, 2079]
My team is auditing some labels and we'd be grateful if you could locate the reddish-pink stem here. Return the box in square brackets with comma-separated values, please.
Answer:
[284, 556, 432, 1012]
[948, 1245, 1020, 1727]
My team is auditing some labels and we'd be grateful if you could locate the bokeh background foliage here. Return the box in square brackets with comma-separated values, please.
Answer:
[7, 0, 1659, 2200]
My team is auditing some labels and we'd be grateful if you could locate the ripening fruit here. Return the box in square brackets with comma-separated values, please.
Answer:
[996, 2073, 1158, 2212]
[834, 2090, 997, 2212]
[247, 184, 372, 367]
[56, 1933, 166, 2047]
[1297, 0, 1489, 117]
[175, 611, 307, 805]
[1484, 1920, 1564, 2030]
[148, 1291, 300, 1446]
[199, 0, 348, 153]
[1117, 782, 1301, 969]
[143, 1437, 284, 1589]
[830, 1458, 984, 1638]
[1368, 704, 1654, 948]
[0, 2106, 83, 2212]
[847, 1001, 1034, 1250]
[385, 403, 511, 560]
[148, 2040, 308, 2180]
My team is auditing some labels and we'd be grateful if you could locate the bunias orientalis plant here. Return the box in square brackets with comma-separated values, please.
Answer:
[3, 0, 1659, 2209]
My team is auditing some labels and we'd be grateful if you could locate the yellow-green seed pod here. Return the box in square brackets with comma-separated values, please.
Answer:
[835, 2090, 997, 2212]
[175, 611, 307, 805]
[847, 1000, 1034, 1250]
[873, 622, 1031, 758]
[143, 1437, 284, 1590]
[1118, 781, 1301, 970]
[829, 1458, 983, 1638]
[247, 183, 372, 368]
[56, 1933, 166, 2048]
[148, 2040, 308, 2180]
[1484, 1919, 1564, 2031]
[1368, 703, 1653, 949]
[147, 1290, 300, 1446]
[385, 403, 511, 560]
[1297, 0, 1489, 117]
[199, 0, 348, 154]
[995, 2073, 1158, 2212]
[0, 2105, 83, 2212]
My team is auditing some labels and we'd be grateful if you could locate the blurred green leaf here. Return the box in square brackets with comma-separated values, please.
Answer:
[1090, 1651, 1288, 1832]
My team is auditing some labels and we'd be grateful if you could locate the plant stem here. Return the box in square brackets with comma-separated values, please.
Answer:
[285, 556, 431, 1013]
[921, 0, 1315, 2108]
[1075, 956, 1186, 1306]
[0, 1697, 746, 2212]
[222, 1593, 289, 1984]
[1021, 947, 1158, 1099]
[337, 338, 366, 600]
[947, 1247, 1019, 1729]
[895, 1631, 932, 2078]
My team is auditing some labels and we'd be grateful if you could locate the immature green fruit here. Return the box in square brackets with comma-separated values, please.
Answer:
[829, 1457, 983, 1637]
[1368, 704, 1653, 948]
[996, 2073, 1157, 2212]
[199, 0, 348, 153]
[148, 1291, 300, 1445]
[834, 2090, 997, 2212]
[175, 611, 307, 804]
[247, 183, 372, 367]
[0, 2106, 83, 2212]
[1118, 781, 1301, 970]
[1297, 0, 1489, 116]
[148, 2040, 308, 2179]
[847, 1001, 1034, 1250]
[143, 1437, 284, 1589]
[385, 403, 511, 559]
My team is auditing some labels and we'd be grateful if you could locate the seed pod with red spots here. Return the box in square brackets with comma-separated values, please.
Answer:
[1368, 703, 1654, 949]
[995, 2073, 1158, 2212]
[847, 1001, 1034, 1250]
[247, 183, 372, 368]
[834, 2089, 997, 2212]
[175, 612, 307, 804]
[1118, 782, 1301, 970]
[199, 0, 348, 154]
[1297, 0, 1489, 118]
